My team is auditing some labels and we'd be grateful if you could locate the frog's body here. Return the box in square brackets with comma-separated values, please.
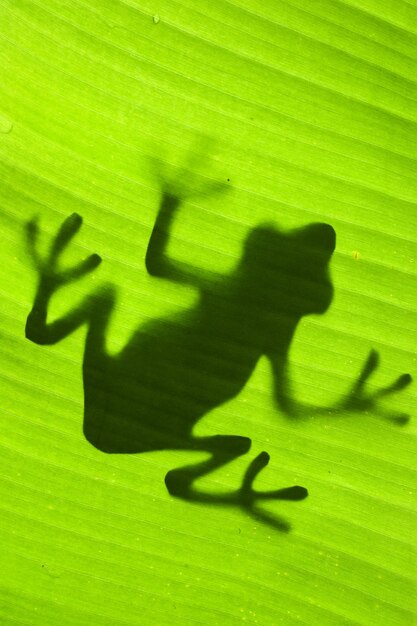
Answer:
[83, 304, 258, 454]
[79, 209, 334, 459]
[25, 189, 410, 529]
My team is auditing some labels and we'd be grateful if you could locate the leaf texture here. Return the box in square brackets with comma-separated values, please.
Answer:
[0, 1, 416, 624]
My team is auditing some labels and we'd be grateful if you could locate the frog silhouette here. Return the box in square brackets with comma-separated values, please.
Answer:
[25, 182, 411, 531]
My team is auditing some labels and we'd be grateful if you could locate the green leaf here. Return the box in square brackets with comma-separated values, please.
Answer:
[1, 1, 416, 624]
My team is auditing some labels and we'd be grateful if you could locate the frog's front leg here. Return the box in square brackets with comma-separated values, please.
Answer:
[340, 349, 412, 424]
[25, 213, 103, 344]
[271, 350, 412, 424]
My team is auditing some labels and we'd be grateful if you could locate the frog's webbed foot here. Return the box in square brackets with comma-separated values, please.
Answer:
[342, 350, 412, 425]
[238, 452, 308, 532]
[26, 213, 101, 291]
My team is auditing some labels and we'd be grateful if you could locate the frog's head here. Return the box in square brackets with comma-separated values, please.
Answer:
[240, 222, 336, 318]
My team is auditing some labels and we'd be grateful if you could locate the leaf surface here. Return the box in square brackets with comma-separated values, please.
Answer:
[1, 1, 416, 624]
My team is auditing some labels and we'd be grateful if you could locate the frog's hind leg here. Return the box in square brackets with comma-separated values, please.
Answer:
[165, 437, 307, 531]
[165, 434, 251, 502]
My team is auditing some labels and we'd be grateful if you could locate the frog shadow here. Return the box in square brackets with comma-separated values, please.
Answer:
[25, 195, 411, 533]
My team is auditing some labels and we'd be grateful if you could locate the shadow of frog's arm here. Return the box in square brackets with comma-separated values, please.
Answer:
[270, 350, 412, 424]
[145, 191, 220, 288]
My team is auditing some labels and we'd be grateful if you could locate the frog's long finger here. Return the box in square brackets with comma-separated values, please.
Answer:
[376, 407, 410, 426]
[49, 213, 83, 262]
[246, 503, 291, 532]
[352, 349, 380, 393]
[256, 485, 308, 501]
[25, 217, 42, 267]
[197, 178, 229, 199]
[374, 373, 412, 398]
[176, 176, 227, 201]
[62, 253, 102, 282]
[241, 451, 270, 495]
[389, 413, 410, 426]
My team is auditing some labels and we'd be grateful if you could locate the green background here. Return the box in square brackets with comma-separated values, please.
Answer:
[1, 1, 416, 624]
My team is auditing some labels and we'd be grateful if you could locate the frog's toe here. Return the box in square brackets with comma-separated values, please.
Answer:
[274, 485, 308, 500]
[241, 451, 270, 493]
